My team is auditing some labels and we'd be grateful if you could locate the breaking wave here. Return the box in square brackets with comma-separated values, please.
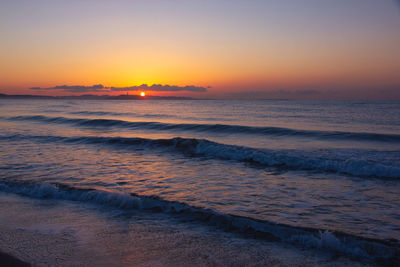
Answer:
[5, 115, 400, 143]
[1, 133, 399, 178]
[0, 180, 398, 261]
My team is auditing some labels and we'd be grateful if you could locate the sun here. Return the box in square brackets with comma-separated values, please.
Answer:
[140, 92, 146, 97]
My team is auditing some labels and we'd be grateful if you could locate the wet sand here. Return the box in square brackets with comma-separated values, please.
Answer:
[0, 192, 374, 267]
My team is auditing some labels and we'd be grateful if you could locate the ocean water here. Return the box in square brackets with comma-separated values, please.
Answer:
[0, 99, 399, 264]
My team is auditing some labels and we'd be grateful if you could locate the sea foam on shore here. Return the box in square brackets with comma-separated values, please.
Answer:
[0, 192, 376, 267]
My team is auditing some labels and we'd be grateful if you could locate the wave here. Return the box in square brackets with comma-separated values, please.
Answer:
[4, 115, 400, 143]
[70, 111, 170, 118]
[1, 133, 399, 178]
[0, 179, 398, 261]
[69, 111, 231, 122]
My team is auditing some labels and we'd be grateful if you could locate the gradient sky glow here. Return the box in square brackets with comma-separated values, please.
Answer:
[1, 0, 399, 99]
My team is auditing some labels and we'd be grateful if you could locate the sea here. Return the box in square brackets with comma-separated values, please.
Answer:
[0, 99, 399, 266]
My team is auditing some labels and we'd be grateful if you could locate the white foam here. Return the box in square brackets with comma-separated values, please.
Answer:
[0, 180, 398, 260]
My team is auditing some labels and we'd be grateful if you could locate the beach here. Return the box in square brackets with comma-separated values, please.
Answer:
[0, 99, 399, 266]
[0, 192, 378, 266]
[2, 0, 400, 265]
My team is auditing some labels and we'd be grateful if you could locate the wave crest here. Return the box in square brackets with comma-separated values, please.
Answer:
[2, 133, 399, 178]
[5, 115, 400, 143]
[0, 180, 398, 261]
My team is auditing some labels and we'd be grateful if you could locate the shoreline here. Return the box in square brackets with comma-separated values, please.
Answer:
[0, 192, 376, 266]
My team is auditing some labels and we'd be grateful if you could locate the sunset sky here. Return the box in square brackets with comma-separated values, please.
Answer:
[1, 0, 399, 99]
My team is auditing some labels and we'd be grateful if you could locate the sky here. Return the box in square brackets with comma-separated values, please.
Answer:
[0, 0, 399, 99]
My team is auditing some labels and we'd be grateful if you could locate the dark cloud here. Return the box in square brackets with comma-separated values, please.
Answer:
[110, 84, 208, 92]
[30, 84, 208, 93]
[30, 84, 108, 93]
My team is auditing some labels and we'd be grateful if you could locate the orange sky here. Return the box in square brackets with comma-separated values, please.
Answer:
[1, 0, 399, 99]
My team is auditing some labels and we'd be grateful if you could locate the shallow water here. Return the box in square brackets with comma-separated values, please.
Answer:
[0, 192, 372, 266]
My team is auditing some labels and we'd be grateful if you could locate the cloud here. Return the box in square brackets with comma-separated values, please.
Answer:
[110, 84, 208, 92]
[30, 84, 208, 93]
[30, 84, 108, 93]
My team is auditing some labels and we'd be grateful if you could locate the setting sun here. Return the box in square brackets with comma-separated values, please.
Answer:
[1, 1, 400, 265]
